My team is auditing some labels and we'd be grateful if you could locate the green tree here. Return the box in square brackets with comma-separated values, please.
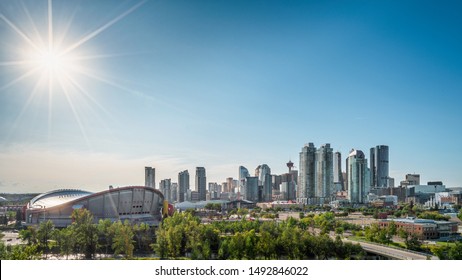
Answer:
[97, 219, 114, 254]
[404, 234, 422, 251]
[154, 212, 200, 258]
[448, 242, 462, 260]
[5, 244, 41, 260]
[111, 220, 135, 259]
[71, 208, 98, 259]
[19, 226, 38, 245]
[133, 222, 153, 252]
[55, 227, 75, 260]
[37, 220, 56, 257]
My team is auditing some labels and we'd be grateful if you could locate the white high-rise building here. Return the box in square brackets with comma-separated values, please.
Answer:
[348, 149, 368, 204]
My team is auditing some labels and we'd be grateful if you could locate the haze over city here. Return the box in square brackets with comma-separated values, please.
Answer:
[1, 0, 461, 193]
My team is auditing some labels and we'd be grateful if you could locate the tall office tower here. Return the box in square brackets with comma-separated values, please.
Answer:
[239, 166, 249, 199]
[145, 167, 155, 188]
[245, 176, 259, 202]
[316, 144, 334, 202]
[342, 172, 348, 191]
[256, 164, 272, 202]
[171, 182, 178, 202]
[348, 149, 368, 204]
[333, 152, 344, 190]
[178, 170, 189, 202]
[159, 179, 172, 202]
[298, 143, 316, 203]
[272, 175, 282, 191]
[222, 182, 228, 193]
[195, 167, 207, 201]
[370, 145, 389, 188]
[226, 177, 234, 193]
[208, 182, 219, 199]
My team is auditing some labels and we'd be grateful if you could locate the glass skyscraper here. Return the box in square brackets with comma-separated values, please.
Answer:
[370, 145, 389, 188]
[298, 142, 334, 204]
[348, 149, 368, 204]
[315, 144, 334, 202]
[178, 170, 189, 202]
[145, 166, 155, 188]
[195, 167, 206, 201]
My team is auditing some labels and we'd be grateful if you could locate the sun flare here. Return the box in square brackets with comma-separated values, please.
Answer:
[1, 0, 146, 144]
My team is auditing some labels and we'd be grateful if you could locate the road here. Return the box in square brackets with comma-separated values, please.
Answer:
[349, 239, 437, 260]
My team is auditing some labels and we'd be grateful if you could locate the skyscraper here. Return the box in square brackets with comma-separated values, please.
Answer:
[159, 179, 171, 202]
[245, 176, 259, 202]
[333, 152, 344, 190]
[298, 143, 316, 204]
[280, 161, 297, 200]
[195, 167, 206, 201]
[315, 144, 334, 202]
[145, 167, 155, 188]
[370, 145, 389, 188]
[171, 182, 178, 202]
[239, 166, 249, 200]
[178, 170, 189, 202]
[256, 164, 272, 202]
[348, 149, 368, 204]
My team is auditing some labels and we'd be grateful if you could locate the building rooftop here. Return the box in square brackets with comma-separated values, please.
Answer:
[29, 189, 93, 209]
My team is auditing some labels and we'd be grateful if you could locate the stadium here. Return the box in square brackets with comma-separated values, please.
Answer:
[25, 186, 164, 227]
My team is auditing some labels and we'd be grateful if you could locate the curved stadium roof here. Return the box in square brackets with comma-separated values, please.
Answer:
[29, 189, 93, 209]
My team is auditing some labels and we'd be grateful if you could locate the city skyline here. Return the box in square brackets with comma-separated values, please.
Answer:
[1, 0, 462, 193]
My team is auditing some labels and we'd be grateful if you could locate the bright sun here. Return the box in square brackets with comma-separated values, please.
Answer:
[1, 0, 146, 143]
[37, 50, 62, 72]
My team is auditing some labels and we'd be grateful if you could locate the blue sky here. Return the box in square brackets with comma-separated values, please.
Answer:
[1, 0, 461, 192]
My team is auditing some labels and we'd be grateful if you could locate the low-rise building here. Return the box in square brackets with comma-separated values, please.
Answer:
[379, 218, 459, 240]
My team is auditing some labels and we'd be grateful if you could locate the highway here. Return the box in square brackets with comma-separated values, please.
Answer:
[345, 238, 438, 260]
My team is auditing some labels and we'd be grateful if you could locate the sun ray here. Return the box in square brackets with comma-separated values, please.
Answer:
[1, 0, 150, 146]
[65, 74, 115, 135]
[63, 71, 115, 121]
[52, 6, 78, 51]
[68, 52, 149, 61]
[20, 0, 45, 48]
[73, 66, 156, 101]
[47, 70, 53, 140]
[57, 75, 90, 148]
[5, 72, 48, 142]
[48, 0, 53, 52]
[0, 67, 41, 92]
[0, 14, 41, 52]
[0, 60, 35, 66]
[60, 0, 147, 56]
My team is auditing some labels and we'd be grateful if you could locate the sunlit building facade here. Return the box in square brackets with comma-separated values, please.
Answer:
[348, 149, 368, 204]
[26, 186, 164, 227]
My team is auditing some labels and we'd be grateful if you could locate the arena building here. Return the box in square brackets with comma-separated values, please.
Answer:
[26, 186, 164, 227]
